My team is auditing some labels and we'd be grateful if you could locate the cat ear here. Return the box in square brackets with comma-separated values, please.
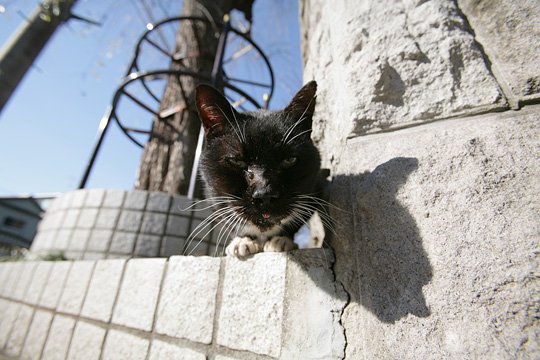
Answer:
[196, 84, 238, 137]
[284, 81, 317, 127]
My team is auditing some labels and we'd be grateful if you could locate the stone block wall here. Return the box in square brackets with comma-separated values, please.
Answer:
[31, 189, 223, 260]
[0, 249, 346, 359]
[300, 0, 539, 358]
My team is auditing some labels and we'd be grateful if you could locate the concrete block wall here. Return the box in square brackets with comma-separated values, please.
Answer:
[300, 0, 539, 358]
[31, 189, 224, 260]
[0, 249, 346, 359]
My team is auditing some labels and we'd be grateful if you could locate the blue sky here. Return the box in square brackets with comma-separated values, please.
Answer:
[0, 0, 302, 196]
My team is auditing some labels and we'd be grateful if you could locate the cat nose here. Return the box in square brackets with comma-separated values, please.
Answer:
[252, 187, 280, 200]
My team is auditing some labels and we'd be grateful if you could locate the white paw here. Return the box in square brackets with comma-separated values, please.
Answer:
[263, 236, 295, 253]
[226, 237, 263, 258]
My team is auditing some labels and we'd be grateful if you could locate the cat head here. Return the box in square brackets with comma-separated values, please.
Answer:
[196, 81, 321, 231]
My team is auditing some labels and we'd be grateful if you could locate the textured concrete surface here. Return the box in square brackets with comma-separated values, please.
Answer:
[329, 108, 539, 358]
[148, 340, 205, 360]
[217, 253, 287, 357]
[41, 315, 75, 360]
[155, 256, 220, 344]
[282, 250, 347, 360]
[102, 330, 149, 360]
[24, 262, 53, 305]
[301, 0, 505, 167]
[112, 258, 166, 331]
[67, 321, 106, 360]
[39, 261, 71, 309]
[458, 0, 540, 100]
[5, 305, 33, 357]
[20, 310, 53, 360]
[11, 262, 36, 301]
[81, 259, 125, 322]
[57, 261, 94, 315]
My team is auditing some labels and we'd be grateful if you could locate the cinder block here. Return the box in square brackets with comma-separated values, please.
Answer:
[11, 262, 37, 301]
[0, 302, 21, 348]
[41, 315, 76, 360]
[39, 261, 72, 309]
[124, 190, 148, 210]
[70, 190, 88, 208]
[112, 258, 166, 331]
[95, 208, 120, 229]
[5, 304, 34, 357]
[117, 210, 144, 232]
[109, 231, 137, 254]
[161, 236, 185, 256]
[61, 208, 81, 228]
[3, 262, 23, 298]
[76, 208, 99, 228]
[53, 229, 72, 249]
[217, 253, 287, 357]
[134, 234, 161, 257]
[84, 189, 106, 207]
[169, 195, 192, 215]
[155, 256, 220, 343]
[281, 250, 347, 360]
[21, 310, 53, 360]
[103, 189, 125, 208]
[25, 262, 54, 305]
[57, 261, 95, 315]
[67, 321, 106, 360]
[81, 259, 125, 322]
[148, 339, 205, 360]
[146, 192, 171, 212]
[141, 212, 167, 235]
[165, 215, 190, 236]
[87, 229, 113, 252]
[68, 229, 91, 251]
[102, 330, 149, 360]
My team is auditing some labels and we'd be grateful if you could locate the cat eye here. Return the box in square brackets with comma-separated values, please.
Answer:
[226, 157, 247, 168]
[281, 157, 297, 168]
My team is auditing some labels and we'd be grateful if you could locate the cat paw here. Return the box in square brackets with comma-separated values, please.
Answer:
[263, 236, 295, 253]
[226, 237, 263, 258]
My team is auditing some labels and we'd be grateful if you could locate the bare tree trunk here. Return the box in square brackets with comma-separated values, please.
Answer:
[135, 0, 231, 195]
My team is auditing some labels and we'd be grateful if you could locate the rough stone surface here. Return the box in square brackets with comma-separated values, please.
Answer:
[21, 310, 53, 360]
[76, 208, 99, 229]
[134, 234, 161, 257]
[102, 330, 149, 360]
[41, 315, 76, 360]
[102, 189, 125, 208]
[67, 229, 91, 251]
[217, 253, 287, 357]
[117, 210, 144, 232]
[124, 190, 148, 210]
[2, 262, 22, 297]
[87, 229, 113, 252]
[156, 256, 220, 343]
[165, 214, 190, 236]
[84, 188, 106, 207]
[146, 192, 172, 212]
[300, 0, 505, 167]
[109, 231, 137, 254]
[161, 236, 185, 256]
[5, 304, 34, 357]
[25, 262, 53, 305]
[0, 302, 20, 348]
[39, 261, 72, 309]
[67, 321, 106, 360]
[148, 340, 205, 360]
[328, 109, 540, 359]
[458, 0, 540, 99]
[57, 260, 95, 315]
[81, 259, 125, 322]
[112, 258, 166, 331]
[281, 250, 347, 360]
[12, 262, 36, 301]
[140, 212, 167, 235]
[53, 229, 71, 249]
[62, 208, 80, 228]
[70, 190, 87, 208]
[94, 208, 120, 229]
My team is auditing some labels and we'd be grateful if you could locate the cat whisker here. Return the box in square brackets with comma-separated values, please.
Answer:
[215, 210, 243, 257]
[286, 128, 312, 145]
[295, 194, 349, 213]
[216, 104, 244, 144]
[281, 114, 307, 144]
[229, 103, 246, 143]
[183, 206, 239, 255]
[293, 203, 339, 238]
[181, 196, 236, 211]
[186, 208, 241, 256]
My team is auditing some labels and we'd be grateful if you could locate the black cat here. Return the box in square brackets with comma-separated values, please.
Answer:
[194, 81, 327, 257]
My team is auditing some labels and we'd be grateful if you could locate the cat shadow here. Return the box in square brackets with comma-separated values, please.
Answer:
[297, 157, 433, 324]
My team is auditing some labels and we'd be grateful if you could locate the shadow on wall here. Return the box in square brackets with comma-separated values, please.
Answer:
[330, 157, 433, 323]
